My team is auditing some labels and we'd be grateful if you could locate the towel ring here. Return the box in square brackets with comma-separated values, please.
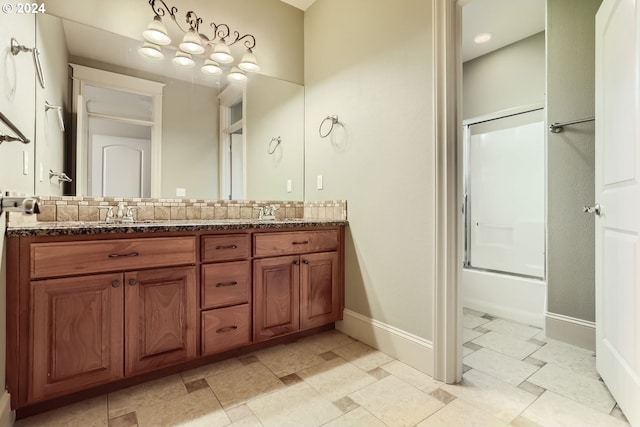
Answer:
[319, 115, 338, 138]
[268, 136, 281, 154]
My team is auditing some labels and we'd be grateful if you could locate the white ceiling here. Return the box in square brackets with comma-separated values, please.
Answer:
[462, 0, 545, 62]
[280, 0, 545, 62]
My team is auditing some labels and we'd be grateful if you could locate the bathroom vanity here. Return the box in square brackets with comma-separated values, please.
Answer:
[5, 219, 345, 415]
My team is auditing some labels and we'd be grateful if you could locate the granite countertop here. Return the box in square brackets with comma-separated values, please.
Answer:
[6, 218, 348, 237]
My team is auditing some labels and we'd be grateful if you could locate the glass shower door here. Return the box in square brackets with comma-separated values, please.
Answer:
[464, 107, 545, 279]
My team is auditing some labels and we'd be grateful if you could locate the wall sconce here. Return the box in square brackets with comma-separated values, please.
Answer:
[139, 0, 260, 82]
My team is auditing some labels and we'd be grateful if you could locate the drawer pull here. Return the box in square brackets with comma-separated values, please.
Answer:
[292, 240, 309, 245]
[216, 281, 238, 287]
[111, 280, 120, 288]
[216, 245, 238, 250]
[216, 325, 238, 333]
[108, 252, 139, 258]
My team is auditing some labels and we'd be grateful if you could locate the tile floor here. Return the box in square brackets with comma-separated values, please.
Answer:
[14, 309, 631, 427]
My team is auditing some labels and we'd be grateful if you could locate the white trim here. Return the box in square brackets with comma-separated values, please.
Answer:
[336, 310, 434, 376]
[433, 0, 463, 384]
[0, 391, 15, 427]
[545, 312, 596, 351]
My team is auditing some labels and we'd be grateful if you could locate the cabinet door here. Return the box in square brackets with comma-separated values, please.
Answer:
[31, 273, 124, 401]
[125, 266, 197, 375]
[253, 255, 300, 341]
[300, 252, 340, 330]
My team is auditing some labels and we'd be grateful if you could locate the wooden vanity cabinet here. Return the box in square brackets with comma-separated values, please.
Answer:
[7, 225, 344, 413]
[17, 235, 197, 403]
[253, 230, 342, 341]
[200, 234, 252, 356]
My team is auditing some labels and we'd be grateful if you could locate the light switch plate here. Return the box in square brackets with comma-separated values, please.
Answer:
[317, 175, 323, 190]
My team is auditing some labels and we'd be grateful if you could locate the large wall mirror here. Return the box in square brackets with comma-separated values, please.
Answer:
[33, 12, 304, 201]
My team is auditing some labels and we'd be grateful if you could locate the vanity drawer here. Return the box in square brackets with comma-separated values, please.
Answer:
[201, 234, 250, 262]
[30, 237, 196, 279]
[201, 261, 250, 309]
[254, 230, 339, 257]
[202, 304, 251, 355]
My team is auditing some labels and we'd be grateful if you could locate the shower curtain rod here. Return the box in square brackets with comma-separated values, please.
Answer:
[548, 117, 595, 133]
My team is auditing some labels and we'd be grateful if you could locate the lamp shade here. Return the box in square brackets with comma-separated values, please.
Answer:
[238, 49, 260, 72]
[179, 29, 205, 55]
[211, 40, 233, 64]
[138, 42, 164, 60]
[172, 51, 195, 68]
[227, 66, 247, 82]
[201, 59, 223, 76]
[143, 16, 171, 45]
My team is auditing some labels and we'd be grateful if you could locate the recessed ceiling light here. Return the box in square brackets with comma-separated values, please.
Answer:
[474, 32, 493, 44]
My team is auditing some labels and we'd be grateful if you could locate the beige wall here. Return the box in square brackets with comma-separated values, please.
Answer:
[245, 74, 304, 201]
[546, 0, 602, 323]
[463, 32, 545, 119]
[304, 0, 435, 339]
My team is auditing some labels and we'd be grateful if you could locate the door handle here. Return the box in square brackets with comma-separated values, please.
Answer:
[583, 204, 601, 216]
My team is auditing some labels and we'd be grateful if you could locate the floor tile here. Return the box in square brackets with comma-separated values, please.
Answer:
[380, 359, 444, 393]
[521, 391, 630, 427]
[527, 363, 617, 414]
[518, 380, 545, 397]
[297, 357, 376, 402]
[107, 374, 187, 419]
[463, 307, 487, 317]
[529, 338, 598, 379]
[333, 396, 359, 413]
[332, 341, 394, 372]
[442, 369, 537, 423]
[349, 375, 444, 427]
[247, 382, 342, 427]
[294, 329, 356, 354]
[135, 387, 230, 427]
[227, 415, 265, 427]
[429, 388, 456, 404]
[463, 327, 484, 343]
[180, 357, 244, 384]
[225, 404, 254, 422]
[206, 361, 285, 409]
[472, 331, 541, 360]
[253, 342, 325, 377]
[417, 397, 507, 427]
[463, 348, 540, 386]
[463, 312, 492, 329]
[15, 396, 108, 427]
[322, 407, 387, 427]
[483, 319, 541, 340]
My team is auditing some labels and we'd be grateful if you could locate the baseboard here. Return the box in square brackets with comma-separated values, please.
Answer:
[0, 390, 15, 427]
[545, 312, 595, 351]
[336, 309, 433, 376]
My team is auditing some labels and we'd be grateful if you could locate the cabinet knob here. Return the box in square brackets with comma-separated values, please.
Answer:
[303, 259, 310, 264]
[293, 260, 300, 265]
[111, 280, 120, 288]
[129, 279, 137, 286]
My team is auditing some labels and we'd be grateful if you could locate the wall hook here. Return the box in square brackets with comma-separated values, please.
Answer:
[268, 136, 281, 154]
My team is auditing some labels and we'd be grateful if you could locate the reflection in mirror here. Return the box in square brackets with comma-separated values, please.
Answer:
[33, 13, 304, 201]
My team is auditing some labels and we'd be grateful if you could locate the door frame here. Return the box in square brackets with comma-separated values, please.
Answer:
[432, 0, 463, 383]
[70, 64, 164, 198]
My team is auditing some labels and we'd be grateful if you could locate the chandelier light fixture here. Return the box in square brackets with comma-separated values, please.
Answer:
[139, 0, 260, 82]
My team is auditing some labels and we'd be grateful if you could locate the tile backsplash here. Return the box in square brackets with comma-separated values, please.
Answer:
[22, 197, 347, 223]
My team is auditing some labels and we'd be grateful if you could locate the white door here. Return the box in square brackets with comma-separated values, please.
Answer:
[89, 135, 151, 198]
[595, 0, 640, 425]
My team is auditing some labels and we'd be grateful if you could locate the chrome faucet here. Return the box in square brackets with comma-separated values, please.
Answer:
[98, 203, 139, 223]
[256, 204, 279, 220]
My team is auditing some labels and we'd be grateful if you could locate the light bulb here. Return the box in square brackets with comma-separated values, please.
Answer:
[228, 67, 247, 82]
[172, 51, 195, 68]
[238, 49, 260, 72]
[179, 29, 205, 55]
[139, 42, 164, 60]
[201, 59, 223, 76]
[211, 40, 233, 64]
[143, 16, 171, 45]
